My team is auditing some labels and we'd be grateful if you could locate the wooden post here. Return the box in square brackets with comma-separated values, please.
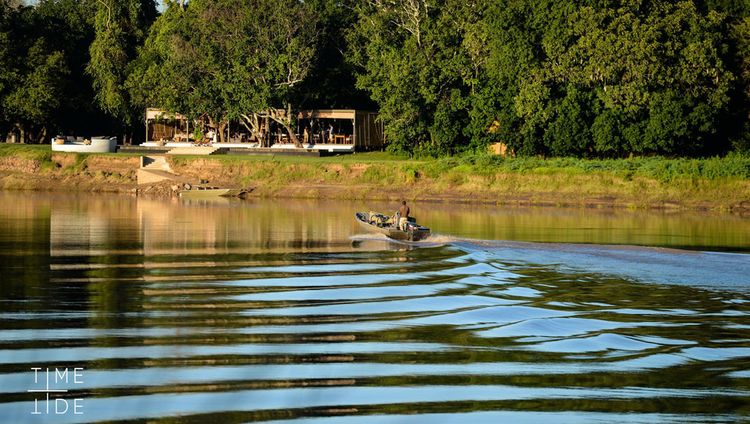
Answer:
[352, 114, 357, 150]
[264, 116, 269, 147]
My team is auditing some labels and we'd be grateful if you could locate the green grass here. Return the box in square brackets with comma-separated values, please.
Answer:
[2, 143, 748, 208]
[5, 143, 748, 182]
[0, 144, 52, 162]
[419, 153, 750, 182]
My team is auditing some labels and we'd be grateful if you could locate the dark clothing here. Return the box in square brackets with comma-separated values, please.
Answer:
[399, 204, 410, 218]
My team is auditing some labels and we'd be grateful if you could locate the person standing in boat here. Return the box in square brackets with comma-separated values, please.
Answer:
[398, 201, 410, 231]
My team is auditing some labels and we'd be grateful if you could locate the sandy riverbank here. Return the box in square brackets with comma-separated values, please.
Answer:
[0, 147, 749, 213]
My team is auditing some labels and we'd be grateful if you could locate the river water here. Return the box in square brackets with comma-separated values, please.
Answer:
[1, 192, 749, 423]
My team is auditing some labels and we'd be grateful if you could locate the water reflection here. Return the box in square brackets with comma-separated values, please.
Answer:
[0, 192, 748, 423]
[3, 192, 744, 256]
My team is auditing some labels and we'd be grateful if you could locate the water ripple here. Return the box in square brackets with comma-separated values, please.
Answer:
[2, 196, 750, 423]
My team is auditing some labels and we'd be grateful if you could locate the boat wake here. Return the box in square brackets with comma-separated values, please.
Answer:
[349, 233, 455, 248]
[351, 231, 750, 290]
[349, 233, 393, 242]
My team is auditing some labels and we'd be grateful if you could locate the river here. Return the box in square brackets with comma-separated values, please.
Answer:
[0, 192, 749, 423]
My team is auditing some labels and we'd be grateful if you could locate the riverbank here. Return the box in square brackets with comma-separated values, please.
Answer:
[1, 144, 748, 212]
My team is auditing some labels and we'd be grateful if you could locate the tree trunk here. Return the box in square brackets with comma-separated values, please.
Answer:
[287, 102, 301, 148]
[218, 121, 227, 143]
[264, 116, 270, 147]
[205, 115, 217, 143]
[240, 113, 263, 142]
[36, 126, 47, 144]
[289, 131, 300, 148]
[267, 115, 300, 147]
[126, 125, 133, 146]
[266, 107, 301, 148]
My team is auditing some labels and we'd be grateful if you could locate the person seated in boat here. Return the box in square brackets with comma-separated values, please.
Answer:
[369, 212, 388, 226]
[398, 201, 410, 231]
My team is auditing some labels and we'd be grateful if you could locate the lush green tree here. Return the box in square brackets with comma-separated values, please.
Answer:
[3, 39, 68, 142]
[87, 0, 156, 142]
[33, 0, 112, 137]
[349, 0, 747, 157]
[348, 0, 474, 156]
[293, 0, 374, 110]
[544, 86, 599, 156]
[463, 0, 568, 155]
[1, 0, 748, 157]
[513, 1, 734, 156]
[0, 2, 11, 137]
[129, 0, 319, 146]
[0, 3, 71, 143]
[698, 0, 750, 18]
[729, 17, 750, 151]
[0, 0, 121, 143]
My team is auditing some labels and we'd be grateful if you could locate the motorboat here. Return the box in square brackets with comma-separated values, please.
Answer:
[179, 187, 247, 199]
[354, 211, 431, 241]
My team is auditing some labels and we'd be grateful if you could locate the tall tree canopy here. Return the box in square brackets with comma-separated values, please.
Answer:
[88, 0, 156, 136]
[128, 0, 319, 145]
[513, 1, 734, 156]
[0, 0, 100, 143]
[348, 0, 474, 156]
[729, 16, 750, 152]
[348, 0, 749, 157]
[293, 0, 375, 111]
[0, 0, 748, 156]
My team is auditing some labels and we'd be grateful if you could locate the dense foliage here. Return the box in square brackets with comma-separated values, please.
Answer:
[128, 0, 320, 145]
[88, 0, 156, 135]
[0, 0, 748, 157]
[348, 0, 750, 157]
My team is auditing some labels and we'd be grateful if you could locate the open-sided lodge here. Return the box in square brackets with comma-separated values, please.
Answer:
[143, 108, 385, 153]
[145, 109, 191, 143]
[296, 109, 384, 151]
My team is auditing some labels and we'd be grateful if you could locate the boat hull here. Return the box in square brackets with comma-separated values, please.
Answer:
[179, 188, 246, 198]
[355, 212, 430, 242]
